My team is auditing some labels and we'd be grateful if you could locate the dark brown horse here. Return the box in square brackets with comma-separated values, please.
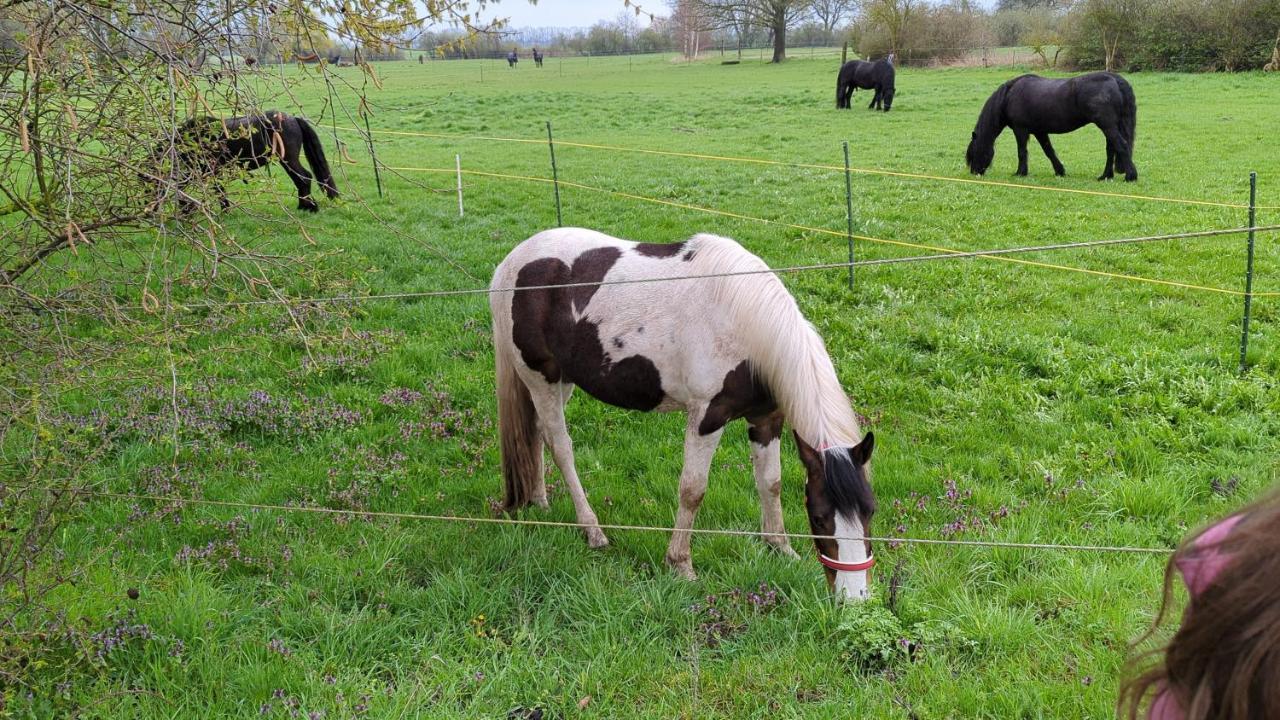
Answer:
[164, 110, 338, 212]
[836, 55, 896, 111]
[966, 73, 1138, 182]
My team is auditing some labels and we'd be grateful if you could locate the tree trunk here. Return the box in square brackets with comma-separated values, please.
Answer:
[770, 4, 786, 63]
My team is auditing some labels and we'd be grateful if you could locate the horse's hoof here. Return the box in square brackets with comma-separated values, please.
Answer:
[1124, 173, 1138, 182]
[1097, 175, 1114, 182]
[586, 527, 609, 549]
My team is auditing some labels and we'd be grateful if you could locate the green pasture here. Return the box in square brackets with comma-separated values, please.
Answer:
[11, 51, 1280, 718]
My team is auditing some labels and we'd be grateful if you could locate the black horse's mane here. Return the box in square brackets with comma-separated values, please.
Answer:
[973, 76, 1020, 144]
[822, 447, 876, 523]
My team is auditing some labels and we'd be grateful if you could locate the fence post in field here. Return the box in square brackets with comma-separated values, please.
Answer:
[362, 109, 383, 199]
[843, 141, 855, 291]
[842, 42, 848, 65]
[1238, 171, 1258, 375]
[455, 154, 464, 218]
[546, 121, 563, 227]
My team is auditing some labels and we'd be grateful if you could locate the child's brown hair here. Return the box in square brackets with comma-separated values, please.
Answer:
[1119, 490, 1280, 719]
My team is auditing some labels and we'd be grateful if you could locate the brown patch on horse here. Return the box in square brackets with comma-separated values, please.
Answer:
[634, 241, 685, 258]
[698, 361, 776, 436]
[511, 250, 665, 411]
[569, 246, 621, 313]
[795, 432, 839, 587]
[747, 411, 784, 446]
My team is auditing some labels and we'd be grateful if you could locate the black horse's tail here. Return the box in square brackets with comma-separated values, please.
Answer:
[1116, 75, 1137, 154]
[296, 117, 338, 199]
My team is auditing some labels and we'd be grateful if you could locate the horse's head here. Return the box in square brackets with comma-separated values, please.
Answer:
[966, 131, 993, 175]
[795, 431, 877, 601]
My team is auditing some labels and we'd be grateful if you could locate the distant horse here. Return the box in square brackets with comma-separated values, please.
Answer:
[491, 228, 878, 600]
[966, 72, 1138, 182]
[532, 48, 544, 67]
[836, 55, 895, 111]
[164, 111, 338, 212]
[507, 49, 519, 67]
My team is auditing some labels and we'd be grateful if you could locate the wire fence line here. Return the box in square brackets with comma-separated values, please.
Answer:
[339, 125, 1278, 211]
[388, 166, 1279, 298]
[98, 217, 1280, 314]
[93, 492, 1175, 556]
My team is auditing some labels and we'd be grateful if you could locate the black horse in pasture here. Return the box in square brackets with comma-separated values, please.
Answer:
[836, 55, 895, 112]
[965, 72, 1138, 182]
[162, 111, 338, 212]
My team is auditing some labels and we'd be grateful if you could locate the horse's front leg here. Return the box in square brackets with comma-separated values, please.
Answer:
[665, 409, 724, 580]
[1013, 128, 1031, 176]
[1034, 133, 1066, 177]
[868, 88, 880, 110]
[748, 412, 797, 559]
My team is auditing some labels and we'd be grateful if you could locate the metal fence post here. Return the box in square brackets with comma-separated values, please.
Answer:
[843, 141, 855, 291]
[546, 121, 563, 227]
[455, 154, 464, 218]
[1238, 171, 1258, 375]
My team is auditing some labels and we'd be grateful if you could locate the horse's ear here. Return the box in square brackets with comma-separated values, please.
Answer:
[793, 431, 822, 471]
[971, 131, 977, 140]
[848, 432, 874, 465]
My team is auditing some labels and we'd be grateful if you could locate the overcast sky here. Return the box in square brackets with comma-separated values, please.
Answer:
[484, 0, 998, 30]
[484, 0, 655, 29]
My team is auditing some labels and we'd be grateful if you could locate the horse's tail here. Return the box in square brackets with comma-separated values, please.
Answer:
[296, 117, 339, 199]
[1116, 75, 1137, 153]
[495, 337, 543, 511]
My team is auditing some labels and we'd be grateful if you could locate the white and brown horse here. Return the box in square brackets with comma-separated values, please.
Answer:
[490, 228, 877, 599]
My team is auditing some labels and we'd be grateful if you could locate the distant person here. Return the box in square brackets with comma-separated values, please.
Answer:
[507, 49, 518, 68]
[533, 48, 543, 67]
[1119, 488, 1280, 719]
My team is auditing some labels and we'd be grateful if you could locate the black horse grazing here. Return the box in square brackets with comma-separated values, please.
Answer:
[966, 73, 1138, 182]
[166, 111, 338, 212]
[836, 55, 895, 112]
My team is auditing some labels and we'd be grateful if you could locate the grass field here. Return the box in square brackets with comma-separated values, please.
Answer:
[13, 51, 1280, 718]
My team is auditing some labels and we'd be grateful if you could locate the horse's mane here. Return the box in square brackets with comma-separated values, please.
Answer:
[825, 447, 876, 522]
[974, 77, 1016, 143]
[683, 234, 863, 450]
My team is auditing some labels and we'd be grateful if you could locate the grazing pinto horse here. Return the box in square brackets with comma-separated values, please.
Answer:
[491, 228, 878, 600]
[836, 55, 895, 111]
[966, 72, 1138, 182]
[166, 111, 338, 212]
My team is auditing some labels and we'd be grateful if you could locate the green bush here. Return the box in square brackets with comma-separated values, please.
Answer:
[836, 599, 978, 672]
[1064, 0, 1280, 71]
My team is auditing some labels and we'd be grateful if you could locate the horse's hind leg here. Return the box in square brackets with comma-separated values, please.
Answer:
[1035, 133, 1066, 177]
[748, 412, 797, 559]
[665, 408, 724, 580]
[526, 380, 607, 547]
[278, 145, 318, 212]
[1099, 136, 1117, 181]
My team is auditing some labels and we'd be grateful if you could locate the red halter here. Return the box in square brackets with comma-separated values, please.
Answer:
[818, 552, 875, 573]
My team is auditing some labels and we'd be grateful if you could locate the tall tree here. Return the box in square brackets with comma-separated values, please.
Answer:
[691, 0, 813, 62]
[863, 0, 918, 56]
[811, 0, 857, 33]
